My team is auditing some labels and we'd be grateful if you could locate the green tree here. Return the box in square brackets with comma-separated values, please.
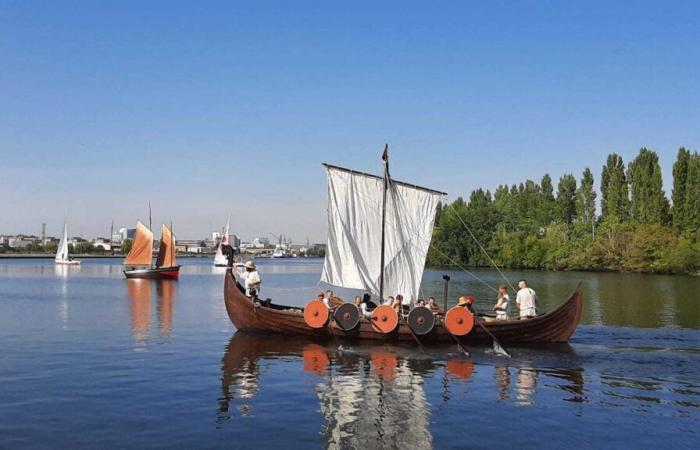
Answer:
[539, 174, 556, 224]
[683, 152, 700, 236]
[671, 147, 691, 229]
[576, 167, 596, 229]
[556, 174, 577, 224]
[44, 242, 58, 254]
[121, 239, 133, 254]
[627, 148, 670, 224]
[601, 153, 630, 222]
[74, 242, 93, 254]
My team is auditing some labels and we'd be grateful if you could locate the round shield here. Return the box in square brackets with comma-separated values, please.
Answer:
[370, 305, 399, 334]
[334, 303, 360, 331]
[408, 306, 436, 335]
[304, 299, 329, 329]
[445, 306, 475, 336]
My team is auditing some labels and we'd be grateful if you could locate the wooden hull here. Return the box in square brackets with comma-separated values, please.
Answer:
[224, 269, 583, 344]
[124, 265, 181, 280]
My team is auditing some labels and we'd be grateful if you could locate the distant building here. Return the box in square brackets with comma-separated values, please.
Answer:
[119, 227, 136, 241]
[92, 238, 112, 251]
[8, 235, 39, 249]
[250, 237, 270, 248]
[111, 232, 124, 244]
[230, 234, 241, 248]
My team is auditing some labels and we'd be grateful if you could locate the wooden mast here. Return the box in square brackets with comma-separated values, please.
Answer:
[379, 144, 389, 303]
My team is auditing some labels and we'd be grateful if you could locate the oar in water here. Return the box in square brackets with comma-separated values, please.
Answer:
[449, 332, 470, 356]
[473, 315, 511, 358]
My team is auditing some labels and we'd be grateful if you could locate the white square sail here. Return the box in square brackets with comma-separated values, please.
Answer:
[321, 165, 443, 301]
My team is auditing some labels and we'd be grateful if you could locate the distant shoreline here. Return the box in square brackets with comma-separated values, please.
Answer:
[0, 253, 211, 259]
[0, 253, 324, 260]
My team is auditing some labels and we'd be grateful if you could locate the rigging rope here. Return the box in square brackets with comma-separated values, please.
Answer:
[446, 203, 517, 293]
[429, 245, 499, 294]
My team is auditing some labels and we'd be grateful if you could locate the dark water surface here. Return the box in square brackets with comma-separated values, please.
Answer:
[1, 259, 698, 449]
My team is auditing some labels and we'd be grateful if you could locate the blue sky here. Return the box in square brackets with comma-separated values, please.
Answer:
[1, 0, 699, 241]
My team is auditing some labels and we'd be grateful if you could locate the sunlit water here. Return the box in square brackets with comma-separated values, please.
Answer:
[0, 258, 698, 448]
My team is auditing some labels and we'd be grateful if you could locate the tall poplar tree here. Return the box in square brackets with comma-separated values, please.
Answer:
[540, 174, 555, 225]
[556, 174, 577, 224]
[672, 147, 691, 229]
[683, 152, 700, 236]
[601, 153, 630, 222]
[627, 148, 670, 224]
[576, 167, 596, 225]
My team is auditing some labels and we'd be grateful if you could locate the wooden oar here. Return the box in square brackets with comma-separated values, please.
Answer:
[473, 315, 510, 358]
[403, 315, 426, 353]
[448, 331, 470, 356]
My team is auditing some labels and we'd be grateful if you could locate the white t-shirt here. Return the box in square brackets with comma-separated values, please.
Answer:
[516, 288, 537, 317]
[237, 269, 261, 294]
[495, 294, 510, 319]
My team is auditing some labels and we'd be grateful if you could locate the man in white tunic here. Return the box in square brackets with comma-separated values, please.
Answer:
[516, 279, 537, 319]
[236, 260, 262, 297]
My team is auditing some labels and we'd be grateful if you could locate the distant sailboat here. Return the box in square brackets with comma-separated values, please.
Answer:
[123, 221, 180, 279]
[214, 218, 231, 267]
[55, 221, 80, 266]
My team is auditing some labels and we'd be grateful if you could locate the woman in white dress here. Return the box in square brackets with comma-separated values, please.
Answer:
[493, 284, 510, 321]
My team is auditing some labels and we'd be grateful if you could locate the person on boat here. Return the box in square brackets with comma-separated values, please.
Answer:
[516, 280, 537, 319]
[235, 260, 262, 297]
[363, 293, 377, 310]
[457, 295, 476, 314]
[427, 297, 442, 315]
[323, 290, 334, 309]
[416, 299, 426, 307]
[359, 293, 376, 318]
[493, 284, 510, 321]
[383, 295, 395, 306]
[390, 296, 402, 313]
[397, 294, 411, 317]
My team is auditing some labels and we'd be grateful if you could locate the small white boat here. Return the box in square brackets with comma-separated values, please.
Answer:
[214, 217, 231, 267]
[55, 221, 80, 266]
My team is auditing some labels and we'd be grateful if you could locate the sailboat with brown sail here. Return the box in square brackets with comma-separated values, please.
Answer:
[123, 220, 180, 280]
[223, 146, 583, 344]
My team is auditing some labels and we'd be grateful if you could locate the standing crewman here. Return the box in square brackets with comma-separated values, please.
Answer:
[516, 279, 537, 319]
[235, 260, 262, 297]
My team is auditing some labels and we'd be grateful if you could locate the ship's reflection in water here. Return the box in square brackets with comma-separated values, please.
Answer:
[218, 332, 587, 447]
[126, 279, 177, 342]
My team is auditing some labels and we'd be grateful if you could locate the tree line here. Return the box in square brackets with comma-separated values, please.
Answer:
[427, 147, 700, 274]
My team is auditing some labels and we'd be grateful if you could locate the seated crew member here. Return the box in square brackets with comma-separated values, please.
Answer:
[359, 294, 374, 318]
[493, 284, 510, 321]
[457, 295, 476, 314]
[427, 296, 442, 315]
[323, 290, 334, 309]
[390, 296, 402, 313]
[515, 279, 537, 319]
[383, 295, 395, 306]
[416, 299, 426, 307]
[362, 293, 377, 310]
[235, 260, 261, 297]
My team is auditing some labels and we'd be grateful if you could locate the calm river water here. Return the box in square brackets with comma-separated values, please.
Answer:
[0, 258, 698, 448]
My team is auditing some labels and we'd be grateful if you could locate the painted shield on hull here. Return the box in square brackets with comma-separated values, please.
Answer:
[370, 305, 399, 334]
[304, 300, 329, 328]
[408, 306, 435, 335]
[334, 303, 360, 331]
[445, 306, 475, 336]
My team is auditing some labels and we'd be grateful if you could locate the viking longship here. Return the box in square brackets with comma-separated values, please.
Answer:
[223, 148, 583, 344]
[123, 221, 180, 279]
